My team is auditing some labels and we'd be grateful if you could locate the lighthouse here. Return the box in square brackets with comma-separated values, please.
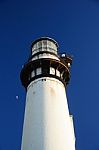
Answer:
[20, 37, 76, 150]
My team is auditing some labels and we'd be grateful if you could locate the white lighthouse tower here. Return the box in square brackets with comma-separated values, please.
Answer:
[20, 37, 75, 150]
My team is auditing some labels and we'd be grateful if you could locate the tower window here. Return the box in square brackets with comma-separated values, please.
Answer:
[56, 69, 60, 77]
[31, 70, 35, 77]
[37, 68, 42, 75]
[50, 67, 55, 75]
[42, 66, 49, 74]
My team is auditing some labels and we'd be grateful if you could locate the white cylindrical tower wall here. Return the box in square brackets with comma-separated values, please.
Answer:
[21, 78, 75, 150]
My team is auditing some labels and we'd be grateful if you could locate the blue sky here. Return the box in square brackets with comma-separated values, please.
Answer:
[0, 0, 99, 149]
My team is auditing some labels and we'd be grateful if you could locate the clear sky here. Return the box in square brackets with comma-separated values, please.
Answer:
[0, 0, 99, 149]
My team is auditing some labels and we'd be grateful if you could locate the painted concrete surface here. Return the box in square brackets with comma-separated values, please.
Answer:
[21, 77, 75, 150]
